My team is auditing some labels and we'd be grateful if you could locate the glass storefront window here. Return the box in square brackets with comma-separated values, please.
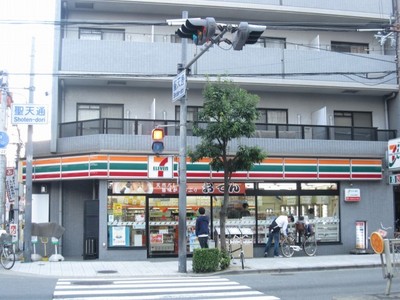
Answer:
[256, 183, 340, 244]
[300, 195, 339, 242]
[106, 180, 340, 256]
[257, 195, 295, 243]
[107, 194, 146, 247]
[212, 196, 256, 247]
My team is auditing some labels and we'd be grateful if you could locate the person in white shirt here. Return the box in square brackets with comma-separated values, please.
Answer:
[264, 215, 294, 257]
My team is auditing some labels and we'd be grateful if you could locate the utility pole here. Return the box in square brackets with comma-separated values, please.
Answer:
[0, 71, 8, 229]
[23, 37, 35, 263]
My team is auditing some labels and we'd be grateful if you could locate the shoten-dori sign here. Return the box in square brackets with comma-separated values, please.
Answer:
[11, 104, 48, 125]
[172, 70, 186, 102]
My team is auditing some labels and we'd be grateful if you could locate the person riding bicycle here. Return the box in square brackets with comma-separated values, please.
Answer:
[264, 215, 294, 257]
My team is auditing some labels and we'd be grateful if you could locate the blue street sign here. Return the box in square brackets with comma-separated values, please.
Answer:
[0, 131, 9, 148]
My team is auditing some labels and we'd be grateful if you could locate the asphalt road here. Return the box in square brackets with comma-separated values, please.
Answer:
[1, 266, 399, 299]
[224, 267, 400, 300]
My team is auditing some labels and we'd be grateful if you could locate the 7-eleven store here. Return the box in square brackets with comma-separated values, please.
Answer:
[22, 154, 388, 260]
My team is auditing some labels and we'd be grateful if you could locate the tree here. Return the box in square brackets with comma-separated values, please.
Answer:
[188, 78, 267, 252]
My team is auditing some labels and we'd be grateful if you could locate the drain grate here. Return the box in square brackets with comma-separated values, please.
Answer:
[72, 280, 114, 285]
[96, 270, 118, 274]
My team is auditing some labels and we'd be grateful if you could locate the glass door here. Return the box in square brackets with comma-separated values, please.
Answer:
[148, 196, 212, 257]
[148, 197, 179, 257]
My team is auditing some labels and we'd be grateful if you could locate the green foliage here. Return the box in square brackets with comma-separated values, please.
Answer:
[192, 248, 232, 273]
[188, 77, 268, 251]
[188, 77, 267, 173]
[192, 248, 220, 273]
[219, 250, 231, 271]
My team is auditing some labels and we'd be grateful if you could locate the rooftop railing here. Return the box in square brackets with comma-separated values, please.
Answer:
[59, 118, 396, 142]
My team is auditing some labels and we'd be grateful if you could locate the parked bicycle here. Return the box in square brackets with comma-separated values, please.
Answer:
[227, 230, 245, 269]
[0, 232, 15, 270]
[280, 223, 317, 257]
[375, 222, 400, 253]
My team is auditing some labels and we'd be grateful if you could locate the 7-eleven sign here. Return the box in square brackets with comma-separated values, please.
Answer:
[148, 156, 174, 179]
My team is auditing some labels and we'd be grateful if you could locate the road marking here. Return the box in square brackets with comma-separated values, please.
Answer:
[53, 276, 280, 299]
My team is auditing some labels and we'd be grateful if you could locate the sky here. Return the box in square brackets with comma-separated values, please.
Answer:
[0, 0, 56, 144]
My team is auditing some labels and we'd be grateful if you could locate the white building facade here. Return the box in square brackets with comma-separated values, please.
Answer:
[27, 0, 400, 260]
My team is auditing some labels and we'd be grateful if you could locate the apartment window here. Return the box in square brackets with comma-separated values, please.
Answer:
[331, 41, 369, 54]
[175, 106, 201, 122]
[77, 104, 124, 135]
[334, 111, 372, 127]
[79, 28, 125, 41]
[175, 106, 202, 135]
[334, 111, 373, 140]
[257, 109, 288, 124]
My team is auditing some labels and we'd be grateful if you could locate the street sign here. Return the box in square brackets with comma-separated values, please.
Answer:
[11, 104, 49, 125]
[172, 70, 186, 102]
[0, 131, 9, 148]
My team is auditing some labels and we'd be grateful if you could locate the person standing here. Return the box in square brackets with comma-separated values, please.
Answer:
[264, 215, 294, 257]
[195, 207, 210, 248]
[241, 203, 251, 217]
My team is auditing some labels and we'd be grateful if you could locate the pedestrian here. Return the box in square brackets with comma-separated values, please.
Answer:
[264, 214, 294, 257]
[195, 207, 210, 248]
[241, 203, 251, 217]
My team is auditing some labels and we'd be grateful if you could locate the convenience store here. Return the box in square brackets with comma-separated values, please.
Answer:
[23, 154, 390, 260]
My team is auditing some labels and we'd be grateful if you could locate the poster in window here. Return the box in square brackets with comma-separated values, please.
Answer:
[111, 226, 127, 246]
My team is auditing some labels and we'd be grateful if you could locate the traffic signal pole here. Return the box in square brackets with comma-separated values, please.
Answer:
[177, 14, 229, 273]
[177, 10, 188, 273]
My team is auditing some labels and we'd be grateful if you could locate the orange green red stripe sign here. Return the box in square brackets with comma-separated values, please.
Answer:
[21, 155, 382, 181]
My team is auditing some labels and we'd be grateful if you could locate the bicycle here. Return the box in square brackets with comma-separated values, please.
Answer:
[280, 226, 317, 257]
[227, 229, 245, 270]
[0, 233, 15, 270]
[374, 222, 400, 253]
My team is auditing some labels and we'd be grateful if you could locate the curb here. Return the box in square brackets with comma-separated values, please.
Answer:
[191, 262, 382, 276]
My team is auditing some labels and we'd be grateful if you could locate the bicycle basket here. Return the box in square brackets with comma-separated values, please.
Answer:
[0, 233, 12, 245]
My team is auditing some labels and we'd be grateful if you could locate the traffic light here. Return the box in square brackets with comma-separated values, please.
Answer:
[232, 22, 266, 50]
[151, 128, 165, 154]
[176, 17, 217, 45]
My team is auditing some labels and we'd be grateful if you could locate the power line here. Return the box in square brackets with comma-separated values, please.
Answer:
[0, 18, 393, 32]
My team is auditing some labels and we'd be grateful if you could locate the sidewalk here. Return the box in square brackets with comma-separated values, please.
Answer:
[6, 253, 382, 278]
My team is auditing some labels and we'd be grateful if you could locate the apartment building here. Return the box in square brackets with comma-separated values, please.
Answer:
[27, 0, 399, 260]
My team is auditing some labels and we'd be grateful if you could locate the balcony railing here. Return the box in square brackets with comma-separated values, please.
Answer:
[59, 118, 397, 141]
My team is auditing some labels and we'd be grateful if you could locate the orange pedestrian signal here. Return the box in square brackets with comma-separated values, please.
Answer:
[151, 128, 164, 154]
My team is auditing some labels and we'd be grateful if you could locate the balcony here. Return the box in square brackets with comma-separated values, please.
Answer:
[59, 118, 396, 142]
[201, 0, 392, 15]
[60, 40, 397, 94]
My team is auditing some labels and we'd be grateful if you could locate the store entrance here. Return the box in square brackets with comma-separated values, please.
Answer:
[148, 197, 179, 257]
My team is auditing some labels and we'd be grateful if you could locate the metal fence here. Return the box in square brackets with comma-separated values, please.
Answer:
[59, 118, 397, 142]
